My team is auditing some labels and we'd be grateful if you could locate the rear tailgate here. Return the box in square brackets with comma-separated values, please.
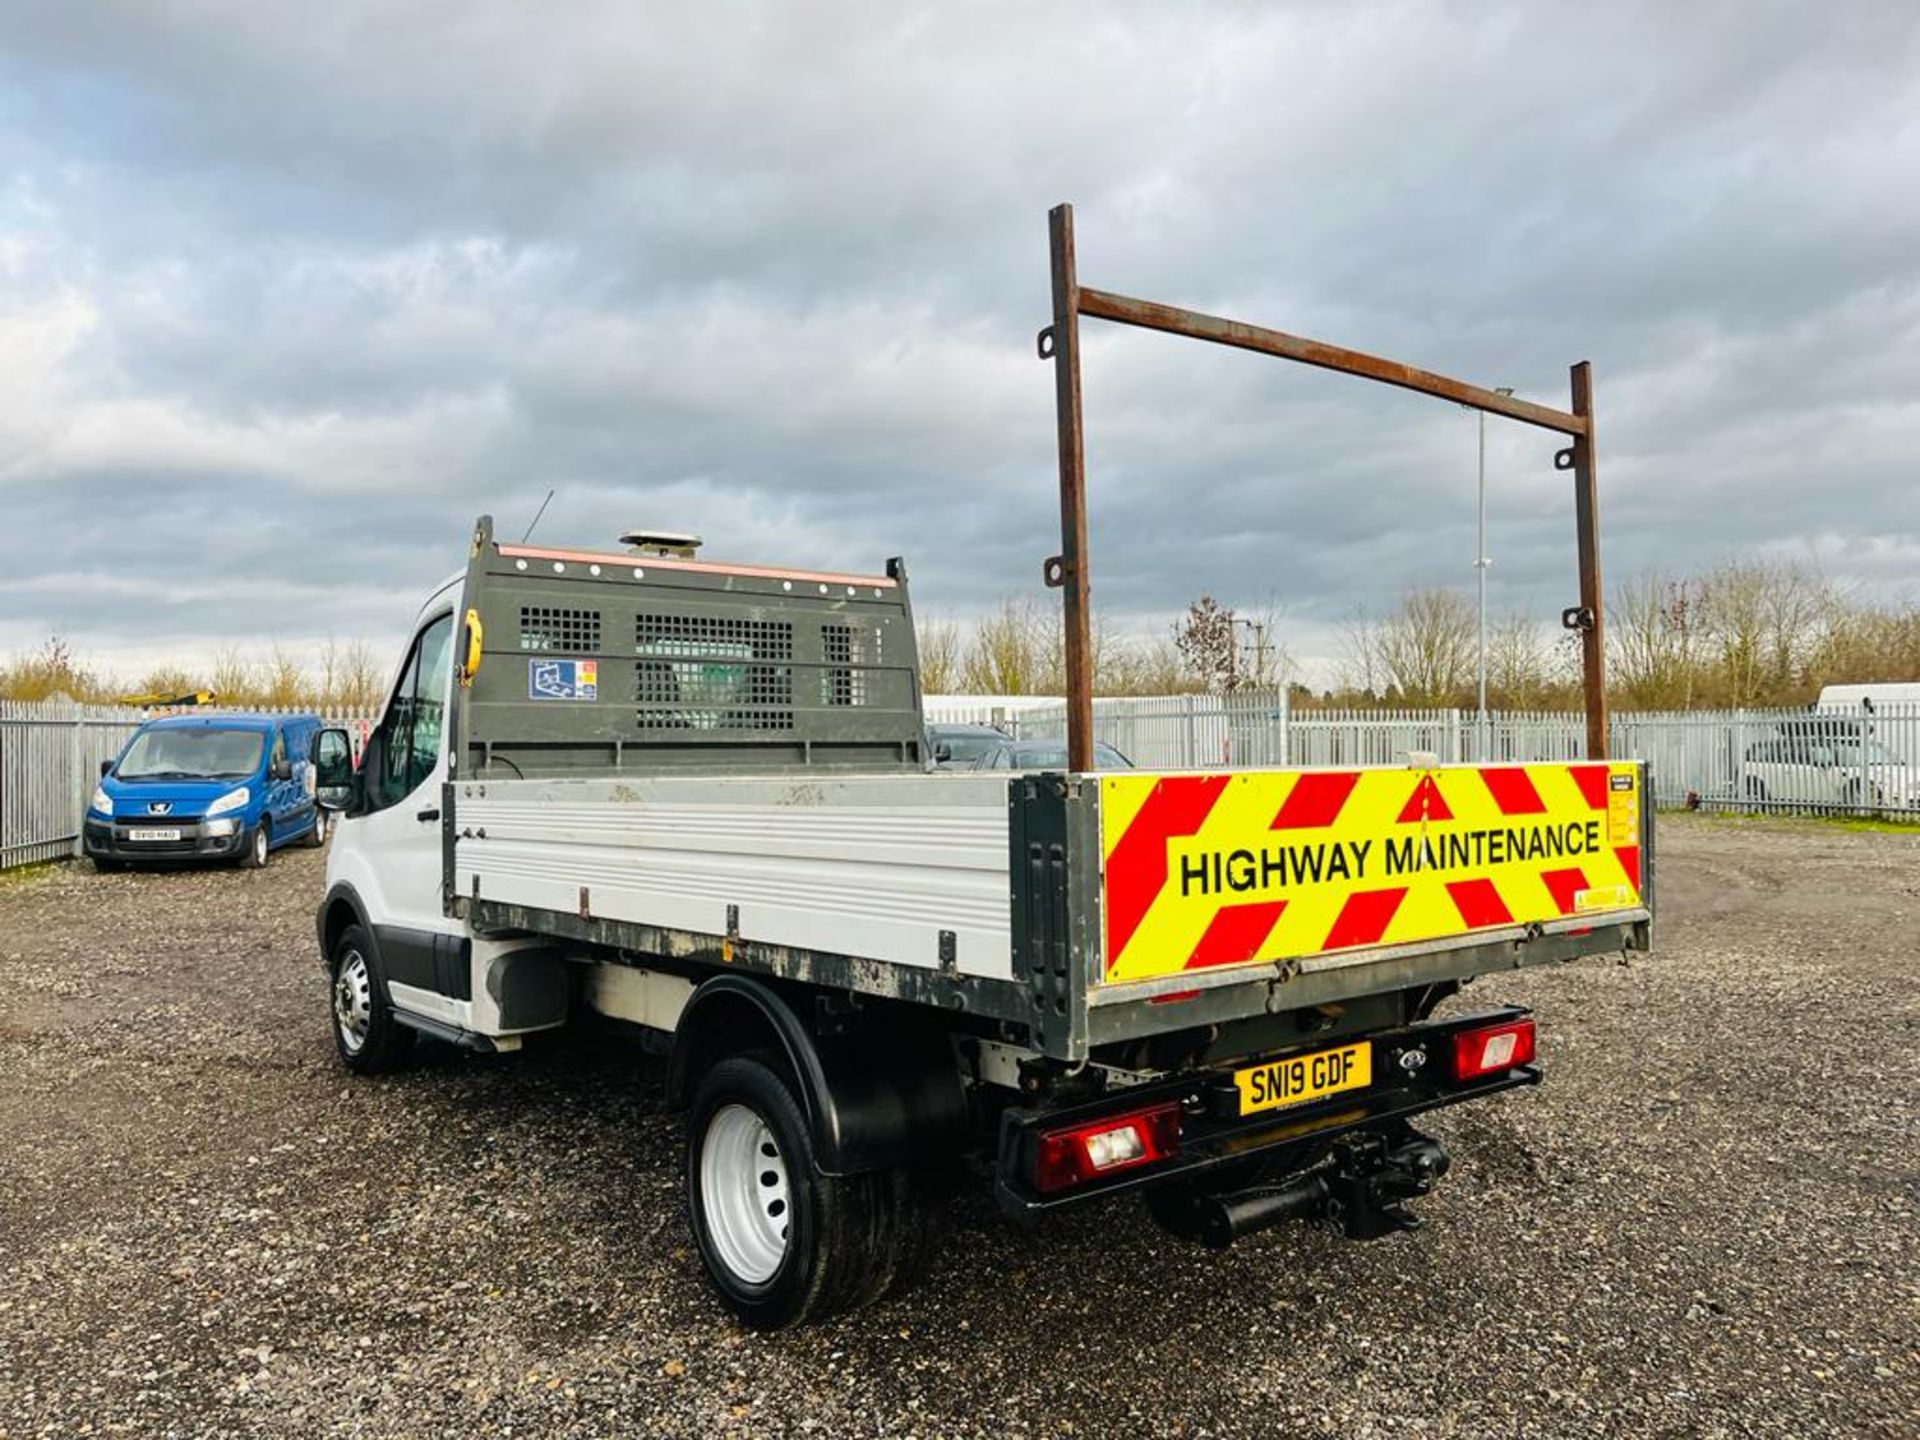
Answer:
[1096, 760, 1648, 988]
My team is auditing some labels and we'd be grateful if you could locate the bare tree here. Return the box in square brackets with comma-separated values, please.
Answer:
[1335, 608, 1384, 701]
[1813, 595, 1920, 687]
[261, 643, 307, 708]
[0, 635, 102, 702]
[1174, 595, 1242, 694]
[916, 617, 963, 695]
[333, 640, 386, 712]
[1697, 558, 1829, 706]
[1486, 613, 1571, 709]
[1610, 574, 1707, 709]
[960, 597, 1050, 695]
[209, 648, 255, 705]
[1101, 634, 1189, 696]
[1343, 588, 1476, 706]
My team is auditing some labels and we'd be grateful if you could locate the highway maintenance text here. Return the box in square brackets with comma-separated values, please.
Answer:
[1176, 819, 1605, 899]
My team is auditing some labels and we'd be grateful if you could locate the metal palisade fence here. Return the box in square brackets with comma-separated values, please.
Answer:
[6, 693, 1917, 873]
[0, 700, 379, 871]
[926, 692, 1920, 821]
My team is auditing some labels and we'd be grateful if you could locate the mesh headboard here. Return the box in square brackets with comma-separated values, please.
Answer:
[457, 518, 926, 778]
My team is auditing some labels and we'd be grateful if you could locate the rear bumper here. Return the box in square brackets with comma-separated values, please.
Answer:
[83, 817, 251, 862]
[993, 1007, 1540, 1216]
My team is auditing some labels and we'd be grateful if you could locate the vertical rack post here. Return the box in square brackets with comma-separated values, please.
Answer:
[1042, 203, 1095, 774]
[1568, 361, 1607, 760]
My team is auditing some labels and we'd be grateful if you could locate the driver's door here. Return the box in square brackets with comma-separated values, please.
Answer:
[341, 611, 460, 1005]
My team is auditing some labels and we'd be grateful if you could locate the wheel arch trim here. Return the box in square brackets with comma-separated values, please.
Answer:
[318, 882, 373, 969]
[670, 975, 970, 1177]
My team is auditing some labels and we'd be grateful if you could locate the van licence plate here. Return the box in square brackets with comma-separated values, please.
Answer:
[127, 827, 182, 842]
[1234, 1042, 1372, 1117]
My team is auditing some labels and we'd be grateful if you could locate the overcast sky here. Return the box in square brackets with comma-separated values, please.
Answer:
[2, 1, 1916, 687]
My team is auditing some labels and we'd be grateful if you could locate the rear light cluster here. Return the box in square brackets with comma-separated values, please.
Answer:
[1033, 1101, 1181, 1194]
[1451, 1017, 1536, 1081]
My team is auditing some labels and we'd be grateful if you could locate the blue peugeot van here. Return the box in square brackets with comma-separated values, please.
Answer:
[84, 712, 328, 871]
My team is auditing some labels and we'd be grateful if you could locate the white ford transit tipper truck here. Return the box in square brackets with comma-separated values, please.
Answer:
[312, 514, 1654, 1328]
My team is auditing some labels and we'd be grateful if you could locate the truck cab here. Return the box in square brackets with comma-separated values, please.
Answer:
[87, 711, 326, 870]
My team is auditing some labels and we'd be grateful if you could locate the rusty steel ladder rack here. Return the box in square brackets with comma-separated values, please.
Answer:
[1037, 200, 1607, 769]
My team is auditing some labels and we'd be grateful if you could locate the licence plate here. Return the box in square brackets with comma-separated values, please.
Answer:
[127, 827, 183, 842]
[1234, 1042, 1372, 1117]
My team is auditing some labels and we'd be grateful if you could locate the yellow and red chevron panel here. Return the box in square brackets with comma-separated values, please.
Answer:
[1097, 762, 1644, 985]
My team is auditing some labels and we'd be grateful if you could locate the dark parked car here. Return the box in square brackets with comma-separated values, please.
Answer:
[967, 738, 1135, 771]
[928, 722, 1010, 769]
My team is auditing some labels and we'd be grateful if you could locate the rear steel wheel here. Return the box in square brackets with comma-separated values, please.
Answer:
[699, 1103, 792, 1285]
[686, 1055, 934, 1329]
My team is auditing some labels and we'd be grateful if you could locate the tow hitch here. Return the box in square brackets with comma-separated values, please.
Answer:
[1150, 1126, 1452, 1249]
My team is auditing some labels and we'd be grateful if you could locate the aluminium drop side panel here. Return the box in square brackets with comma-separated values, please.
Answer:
[452, 771, 1016, 982]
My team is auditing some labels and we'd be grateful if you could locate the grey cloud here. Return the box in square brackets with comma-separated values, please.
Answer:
[0, 0, 1915, 684]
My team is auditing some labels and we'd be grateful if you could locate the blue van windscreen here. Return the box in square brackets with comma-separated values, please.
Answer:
[117, 728, 266, 781]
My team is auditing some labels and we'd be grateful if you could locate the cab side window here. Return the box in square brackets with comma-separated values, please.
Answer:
[270, 729, 288, 779]
[366, 613, 456, 812]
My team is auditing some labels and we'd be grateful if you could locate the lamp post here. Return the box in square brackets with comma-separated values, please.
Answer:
[1477, 388, 1514, 760]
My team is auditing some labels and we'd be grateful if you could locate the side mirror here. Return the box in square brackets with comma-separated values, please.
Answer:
[313, 728, 355, 811]
[99, 759, 113, 778]
[934, 741, 953, 763]
[271, 757, 293, 782]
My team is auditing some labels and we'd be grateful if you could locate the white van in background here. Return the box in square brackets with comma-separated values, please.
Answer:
[1818, 683, 1920, 710]
[1811, 681, 1920, 780]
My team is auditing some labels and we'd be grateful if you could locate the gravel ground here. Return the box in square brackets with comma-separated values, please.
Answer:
[1, 814, 1915, 1439]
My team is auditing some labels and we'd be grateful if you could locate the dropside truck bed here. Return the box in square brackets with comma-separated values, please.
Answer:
[452, 762, 1652, 1069]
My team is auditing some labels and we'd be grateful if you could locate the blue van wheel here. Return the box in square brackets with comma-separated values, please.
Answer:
[242, 820, 271, 869]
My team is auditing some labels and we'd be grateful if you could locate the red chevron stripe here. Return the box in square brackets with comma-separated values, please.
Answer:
[1395, 774, 1454, 823]
[1568, 764, 1611, 811]
[1271, 771, 1359, 830]
[1445, 877, 1514, 929]
[1186, 900, 1288, 971]
[1614, 845, 1640, 891]
[1539, 867, 1589, 916]
[1104, 776, 1230, 970]
[1480, 766, 1548, 815]
[1322, 887, 1408, 951]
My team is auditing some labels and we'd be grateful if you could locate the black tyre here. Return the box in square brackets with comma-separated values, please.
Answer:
[241, 819, 271, 869]
[91, 856, 124, 873]
[302, 807, 329, 848]
[1844, 781, 1885, 812]
[329, 923, 416, 1073]
[686, 1055, 933, 1330]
